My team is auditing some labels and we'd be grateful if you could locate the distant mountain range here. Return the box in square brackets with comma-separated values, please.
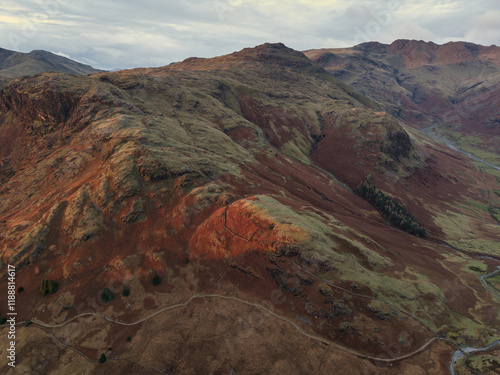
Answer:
[0, 48, 103, 78]
[305, 40, 500, 162]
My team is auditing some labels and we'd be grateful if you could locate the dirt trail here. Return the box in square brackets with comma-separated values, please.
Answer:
[4, 293, 445, 365]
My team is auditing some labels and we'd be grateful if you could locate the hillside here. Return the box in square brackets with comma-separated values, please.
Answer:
[305, 40, 500, 168]
[0, 43, 499, 375]
[0, 48, 103, 79]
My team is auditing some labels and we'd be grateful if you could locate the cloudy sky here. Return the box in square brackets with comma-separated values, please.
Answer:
[1, 0, 499, 70]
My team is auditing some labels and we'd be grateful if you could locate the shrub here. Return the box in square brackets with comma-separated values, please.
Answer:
[0, 317, 7, 325]
[126, 336, 132, 342]
[122, 286, 130, 297]
[101, 288, 114, 304]
[99, 353, 107, 364]
[152, 273, 161, 286]
[40, 279, 59, 296]
[17, 287, 24, 293]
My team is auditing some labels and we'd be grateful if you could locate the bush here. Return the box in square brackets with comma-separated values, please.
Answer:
[0, 317, 7, 325]
[126, 336, 132, 342]
[98, 353, 107, 364]
[101, 288, 114, 304]
[40, 279, 59, 296]
[152, 273, 161, 286]
[17, 287, 24, 293]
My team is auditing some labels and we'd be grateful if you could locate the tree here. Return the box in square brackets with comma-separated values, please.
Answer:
[40, 279, 59, 296]
[152, 273, 161, 286]
[122, 286, 130, 297]
[99, 353, 107, 364]
[355, 181, 427, 237]
[101, 288, 114, 304]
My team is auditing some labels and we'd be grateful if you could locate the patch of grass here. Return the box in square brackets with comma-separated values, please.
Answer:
[465, 355, 500, 374]
[367, 300, 399, 321]
[434, 211, 474, 239]
[462, 260, 488, 275]
[448, 239, 500, 258]
[443, 313, 492, 346]
[485, 274, 500, 294]
[466, 199, 490, 213]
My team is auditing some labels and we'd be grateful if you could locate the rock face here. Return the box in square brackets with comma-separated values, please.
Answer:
[190, 196, 309, 259]
[0, 43, 499, 375]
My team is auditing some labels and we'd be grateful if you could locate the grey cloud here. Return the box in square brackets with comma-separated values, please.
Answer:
[0, 0, 497, 70]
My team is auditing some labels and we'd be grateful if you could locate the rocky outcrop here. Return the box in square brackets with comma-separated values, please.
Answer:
[189, 197, 309, 259]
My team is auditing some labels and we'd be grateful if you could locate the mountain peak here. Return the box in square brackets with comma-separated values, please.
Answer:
[0, 47, 103, 79]
[169, 42, 317, 72]
[231, 42, 314, 67]
[387, 39, 500, 67]
[313, 39, 500, 69]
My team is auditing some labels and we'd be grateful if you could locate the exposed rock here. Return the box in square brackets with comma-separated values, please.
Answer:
[121, 197, 144, 223]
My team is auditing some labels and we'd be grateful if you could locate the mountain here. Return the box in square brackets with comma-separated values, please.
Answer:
[0, 48, 103, 79]
[304, 40, 500, 168]
[0, 43, 499, 375]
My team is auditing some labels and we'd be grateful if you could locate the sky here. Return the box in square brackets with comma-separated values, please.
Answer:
[1, 0, 499, 70]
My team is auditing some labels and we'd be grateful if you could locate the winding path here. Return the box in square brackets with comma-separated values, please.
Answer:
[8, 293, 444, 367]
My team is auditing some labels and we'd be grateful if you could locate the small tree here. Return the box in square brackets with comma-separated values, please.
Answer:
[101, 288, 114, 304]
[152, 273, 161, 286]
[98, 353, 107, 364]
[122, 286, 130, 297]
[40, 279, 59, 296]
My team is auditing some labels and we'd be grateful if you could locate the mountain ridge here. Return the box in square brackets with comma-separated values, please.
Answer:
[304, 39, 500, 163]
[0, 42, 499, 375]
[0, 47, 104, 79]
[304, 39, 500, 69]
